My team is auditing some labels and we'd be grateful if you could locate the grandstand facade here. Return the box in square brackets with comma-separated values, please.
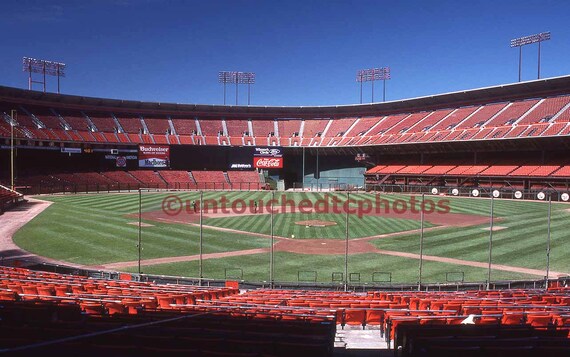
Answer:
[2, 76, 570, 197]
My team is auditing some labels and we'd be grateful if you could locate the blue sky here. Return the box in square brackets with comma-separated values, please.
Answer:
[1, 0, 569, 106]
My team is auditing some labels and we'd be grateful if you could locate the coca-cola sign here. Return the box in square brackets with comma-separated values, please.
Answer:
[254, 157, 283, 168]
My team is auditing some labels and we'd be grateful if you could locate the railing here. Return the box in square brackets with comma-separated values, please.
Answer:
[16, 181, 269, 195]
[291, 181, 364, 192]
[365, 183, 570, 202]
[4, 256, 566, 292]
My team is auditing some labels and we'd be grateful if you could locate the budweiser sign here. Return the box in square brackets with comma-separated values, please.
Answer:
[254, 157, 283, 168]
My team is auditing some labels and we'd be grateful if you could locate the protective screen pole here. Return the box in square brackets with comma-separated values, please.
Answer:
[545, 194, 552, 282]
[199, 191, 204, 285]
[487, 196, 495, 290]
[270, 191, 275, 288]
[418, 193, 425, 291]
[302, 147, 305, 189]
[344, 192, 350, 292]
[138, 189, 142, 276]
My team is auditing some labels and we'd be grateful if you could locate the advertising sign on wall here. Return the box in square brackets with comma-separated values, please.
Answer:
[253, 146, 283, 169]
[139, 145, 170, 168]
[253, 157, 283, 169]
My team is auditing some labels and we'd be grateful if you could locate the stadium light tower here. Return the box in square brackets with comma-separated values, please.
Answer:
[23, 57, 66, 93]
[218, 71, 234, 105]
[356, 67, 390, 103]
[510, 31, 551, 82]
[218, 71, 256, 105]
[237, 72, 256, 105]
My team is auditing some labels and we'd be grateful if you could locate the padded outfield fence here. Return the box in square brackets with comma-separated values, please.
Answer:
[367, 183, 570, 202]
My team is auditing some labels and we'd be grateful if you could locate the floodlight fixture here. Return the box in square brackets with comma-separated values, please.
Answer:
[218, 71, 236, 84]
[356, 67, 390, 103]
[236, 72, 255, 84]
[218, 71, 256, 105]
[22, 57, 66, 93]
[510, 31, 551, 81]
[510, 32, 551, 47]
[237, 72, 255, 105]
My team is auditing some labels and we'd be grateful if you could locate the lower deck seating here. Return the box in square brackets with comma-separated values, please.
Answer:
[396, 323, 570, 357]
[128, 170, 167, 187]
[158, 170, 196, 189]
[7, 170, 272, 194]
[191, 171, 229, 189]
[0, 266, 335, 357]
[0, 266, 568, 355]
[0, 185, 24, 212]
[227, 170, 263, 190]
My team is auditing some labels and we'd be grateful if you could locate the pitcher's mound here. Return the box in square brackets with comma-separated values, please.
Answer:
[295, 220, 337, 227]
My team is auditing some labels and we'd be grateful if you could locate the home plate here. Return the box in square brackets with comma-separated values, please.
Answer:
[481, 226, 507, 231]
[128, 222, 154, 227]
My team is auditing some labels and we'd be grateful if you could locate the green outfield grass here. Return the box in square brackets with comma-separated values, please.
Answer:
[12, 191, 570, 283]
[13, 193, 269, 265]
[122, 252, 538, 284]
[371, 200, 570, 274]
[203, 212, 433, 239]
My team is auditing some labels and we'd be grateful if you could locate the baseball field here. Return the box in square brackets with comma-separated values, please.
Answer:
[12, 191, 570, 284]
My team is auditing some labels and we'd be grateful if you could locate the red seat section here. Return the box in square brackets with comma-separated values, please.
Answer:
[129, 170, 167, 188]
[116, 115, 143, 134]
[227, 171, 262, 190]
[192, 170, 229, 189]
[158, 170, 195, 189]
[485, 99, 539, 127]
[251, 118, 275, 139]
[101, 171, 141, 186]
[0, 185, 24, 209]
[199, 119, 223, 136]
[427, 107, 476, 132]
[277, 119, 301, 140]
[456, 103, 507, 129]
[89, 113, 117, 133]
[171, 117, 198, 135]
[144, 117, 171, 134]
[324, 118, 356, 138]
[520, 95, 570, 125]
[225, 119, 249, 137]
[303, 119, 329, 139]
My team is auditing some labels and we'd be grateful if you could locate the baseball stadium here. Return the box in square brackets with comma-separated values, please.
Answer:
[1, 3, 570, 357]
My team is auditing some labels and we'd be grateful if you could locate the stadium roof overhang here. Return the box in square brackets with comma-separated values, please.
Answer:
[2, 75, 570, 119]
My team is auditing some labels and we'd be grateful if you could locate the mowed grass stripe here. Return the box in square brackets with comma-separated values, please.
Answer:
[15, 197, 269, 264]
[84, 193, 143, 205]
[373, 207, 570, 271]
[204, 210, 432, 239]
[50, 194, 142, 212]
[124, 252, 538, 283]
